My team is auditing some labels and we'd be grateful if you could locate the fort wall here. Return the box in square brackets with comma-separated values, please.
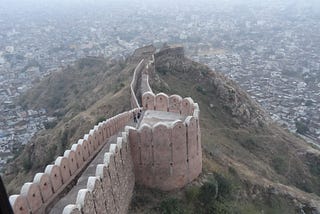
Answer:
[154, 46, 184, 60]
[130, 59, 144, 108]
[62, 130, 135, 214]
[9, 108, 140, 214]
[9, 47, 202, 214]
[130, 92, 201, 191]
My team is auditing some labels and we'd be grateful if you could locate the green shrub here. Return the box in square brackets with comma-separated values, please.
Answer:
[195, 174, 233, 214]
[272, 156, 288, 174]
[199, 180, 218, 205]
[185, 186, 200, 203]
[45, 144, 57, 165]
[43, 121, 58, 129]
[215, 174, 232, 200]
[196, 85, 207, 95]
[60, 130, 69, 152]
[22, 155, 32, 171]
[309, 162, 320, 176]
[96, 116, 106, 124]
[295, 120, 309, 134]
[159, 197, 185, 214]
[239, 138, 259, 152]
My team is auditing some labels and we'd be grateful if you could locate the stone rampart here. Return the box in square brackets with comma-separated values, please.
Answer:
[128, 114, 202, 191]
[130, 59, 144, 108]
[142, 92, 197, 116]
[62, 130, 135, 214]
[130, 53, 155, 109]
[9, 108, 140, 214]
[154, 46, 184, 60]
[9, 48, 202, 214]
[130, 45, 156, 62]
[130, 52, 202, 191]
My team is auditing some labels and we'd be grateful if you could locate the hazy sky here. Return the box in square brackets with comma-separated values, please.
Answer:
[1, 0, 319, 18]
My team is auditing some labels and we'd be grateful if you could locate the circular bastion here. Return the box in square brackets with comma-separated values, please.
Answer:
[128, 92, 202, 191]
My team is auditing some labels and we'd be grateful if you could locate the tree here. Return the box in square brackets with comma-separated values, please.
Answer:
[295, 120, 309, 135]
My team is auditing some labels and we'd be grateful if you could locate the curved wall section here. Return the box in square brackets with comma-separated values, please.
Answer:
[63, 132, 135, 214]
[129, 116, 202, 191]
[9, 108, 140, 214]
[130, 59, 144, 108]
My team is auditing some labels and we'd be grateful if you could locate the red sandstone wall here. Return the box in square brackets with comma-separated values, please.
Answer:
[63, 132, 135, 214]
[9, 108, 140, 214]
[142, 92, 196, 116]
[62, 131, 135, 214]
[129, 114, 202, 191]
[130, 59, 145, 108]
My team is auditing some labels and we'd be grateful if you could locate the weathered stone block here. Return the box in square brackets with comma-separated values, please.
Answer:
[87, 177, 106, 214]
[96, 164, 116, 214]
[153, 122, 171, 189]
[20, 182, 43, 212]
[155, 93, 169, 111]
[169, 94, 182, 113]
[138, 124, 153, 186]
[44, 164, 63, 193]
[71, 144, 84, 168]
[55, 156, 71, 184]
[78, 139, 90, 161]
[76, 189, 96, 214]
[62, 204, 81, 214]
[142, 91, 155, 110]
[181, 97, 194, 116]
[33, 173, 53, 202]
[84, 134, 94, 155]
[64, 150, 78, 175]
[9, 195, 30, 214]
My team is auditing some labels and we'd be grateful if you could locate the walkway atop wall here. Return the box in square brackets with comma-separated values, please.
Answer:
[49, 134, 116, 213]
[140, 110, 187, 127]
[49, 121, 138, 213]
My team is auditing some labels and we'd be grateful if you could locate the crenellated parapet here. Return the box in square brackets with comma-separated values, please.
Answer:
[142, 92, 198, 116]
[9, 108, 141, 214]
[128, 102, 201, 191]
[62, 130, 135, 214]
[130, 59, 145, 108]
[129, 49, 202, 191]
[9, 46, 202, 214]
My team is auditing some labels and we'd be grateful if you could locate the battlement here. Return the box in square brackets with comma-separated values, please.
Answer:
[129, 112, 201, 191]
[9, 46, 202, 214]
[9, 109, 140, 214]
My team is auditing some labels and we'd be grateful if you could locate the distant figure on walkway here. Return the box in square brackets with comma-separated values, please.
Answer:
[133, 112, 137, 123]
[137, 110, 142, 120]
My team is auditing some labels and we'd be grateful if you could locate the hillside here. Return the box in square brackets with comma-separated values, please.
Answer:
[130, 46, 320, 213]
[4, 46, 320, 213]
[4, 56, 138, 194]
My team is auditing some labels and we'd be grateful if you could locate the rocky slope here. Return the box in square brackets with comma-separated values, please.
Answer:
[137, 46, 320, 213]
[4, 56, 138, 194]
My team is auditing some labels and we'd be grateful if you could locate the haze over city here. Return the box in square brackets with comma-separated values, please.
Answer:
[0, 0, 320, 214]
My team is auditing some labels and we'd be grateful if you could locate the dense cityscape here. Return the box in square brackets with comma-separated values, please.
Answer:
[0, 0, 319, 170]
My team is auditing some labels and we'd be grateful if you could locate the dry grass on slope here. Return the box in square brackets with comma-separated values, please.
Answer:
[4, 57, 137, 194]
[150, 53, 320, 211]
